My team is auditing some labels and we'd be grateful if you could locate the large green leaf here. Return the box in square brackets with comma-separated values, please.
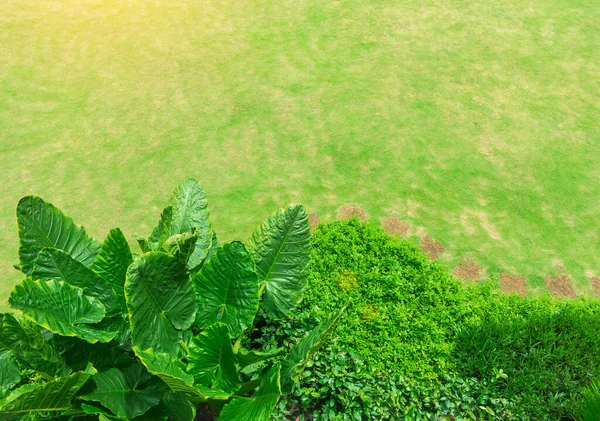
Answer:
[247, 204, 310, 319]
[187, 323, 241, 393]
[125, 253, 196, 356]
[9, 278, 116, 344]
[16, 196, 100, 275]
[0, 313, 69, 378]
[161, 230, 199, 267]
[169, 178, 213, 270]
[0, 350, 20, 392]
[93, 228, 134, 313]
[236, 348, 286, 373]
[161, 392, 196, 421]
[193, 242, 259, 337]
[280, 306, 346, 394]
[219, 363, 281, 421]
[169, 178, 210, 239]
[149, 206, 174, 245]
[32, 248, 119, 315]
[134, 347, 230, 404]
[136, 179, 213, 270]
[59, 336, 133, 372]
[0, 314, 21, 392]
[81, 364, 162, 419]
[0, 366, 94, 420]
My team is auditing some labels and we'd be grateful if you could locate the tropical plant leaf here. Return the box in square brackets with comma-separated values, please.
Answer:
[32, 248, 119, 315]
[169, 178, 213, 270]
[149, 206, 174, 245]
[93, 228, 133, 313]
[219, 363, 281, 421]
[169, 178, 210, 239]
[161, 230, 199, 267]
[236, 348, 286, 371]
[0, 349, 21, 392]
[0, 314, 22, 389]
[187, 323, 242, 393]
[0, 366, 95, 421]
[16, 196, 100, 275]
[134, 347, 230, 404]
[58, 336, 134, 372]
[1, 313, 69, 378]
[193, 242, 259, 337]
[280, 306, 346, 394]
[9, 278, 116, 344]
[161, 392, 196, 421]
[125, 252, 196, 356]
[247, 204, 310, 319]
[81, 364, 162, 419]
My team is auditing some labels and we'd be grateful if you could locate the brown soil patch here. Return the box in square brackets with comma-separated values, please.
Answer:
[588, 276, 600, 298]
[420, 235, 445, 259]
[382, 217, 410, 237]
[453, 258, 483, 282]
[308, 213, 319, 232]
[337, 204, 368, 221]
[499, 273, 527, 296]
[544, 275, 576, 298]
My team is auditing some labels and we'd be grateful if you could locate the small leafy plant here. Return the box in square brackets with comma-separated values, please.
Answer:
[0, 178, 343, 421]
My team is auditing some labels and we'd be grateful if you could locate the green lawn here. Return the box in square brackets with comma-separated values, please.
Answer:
[1, 0, 599, 310]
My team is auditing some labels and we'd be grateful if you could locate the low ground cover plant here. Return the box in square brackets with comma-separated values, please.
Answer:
[266, 219, 600, 420]
[0, 178, 343, 421]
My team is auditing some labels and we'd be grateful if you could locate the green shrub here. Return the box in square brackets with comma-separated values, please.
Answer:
[0, 178, 343, 421]
[265, 218, 600, 420]
[455, 292, 600, 419]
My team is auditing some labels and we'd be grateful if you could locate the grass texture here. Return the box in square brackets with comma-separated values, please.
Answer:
[1, 0, 599, 308]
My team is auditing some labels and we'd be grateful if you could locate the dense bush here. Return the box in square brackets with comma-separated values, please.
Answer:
[0, 178, 343, 421]
[260, 218, 600, 420]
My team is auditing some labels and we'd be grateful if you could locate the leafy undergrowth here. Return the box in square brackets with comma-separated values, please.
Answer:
[255, 218, 600, 420]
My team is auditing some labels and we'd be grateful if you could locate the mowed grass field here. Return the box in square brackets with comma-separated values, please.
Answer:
[1, 0, 599, 310]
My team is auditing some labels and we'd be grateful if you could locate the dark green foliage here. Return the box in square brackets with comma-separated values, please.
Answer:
[263, 218, 600, 420]
[580, 380, 600, 421]
[456, 293, 600, 420]
[0, 179, 341, 421]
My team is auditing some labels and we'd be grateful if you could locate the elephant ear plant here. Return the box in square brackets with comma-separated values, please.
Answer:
[0, 178, 344, 421]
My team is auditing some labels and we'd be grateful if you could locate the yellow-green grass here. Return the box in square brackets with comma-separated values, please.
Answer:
[1, 0, 599, 310]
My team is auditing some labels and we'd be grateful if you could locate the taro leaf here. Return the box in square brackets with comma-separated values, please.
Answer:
[93, 228, 133, 313]
[247, 204, 310, 319]
[169, 178, 210, 239]
[193, 242, 259, 337]
[187, 323, 241, 393]
[280, 306, 346, 394]
[204, 231, 220, 263]
[0, 314, 21, 391]
[32, 248, 119, 315]
[161, 392, 196, 421]
[58, 336, 134, 372]
[169, 178, 213, 270]
[0, 365, 95, 420]
[16, 196, 100, 275]
[161, 230, 199, 267]
[1, 313, 69, 378]
[125, 252, 196, 356]
[219, 363, 281, 421]
[0, 350, 20, 392]
[80, 364, 162, 419]
[134, 347, 230, 405]
[9, 278, 116, 344]
[149, 206, 174, 245]
[236, 348, 286, 372]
